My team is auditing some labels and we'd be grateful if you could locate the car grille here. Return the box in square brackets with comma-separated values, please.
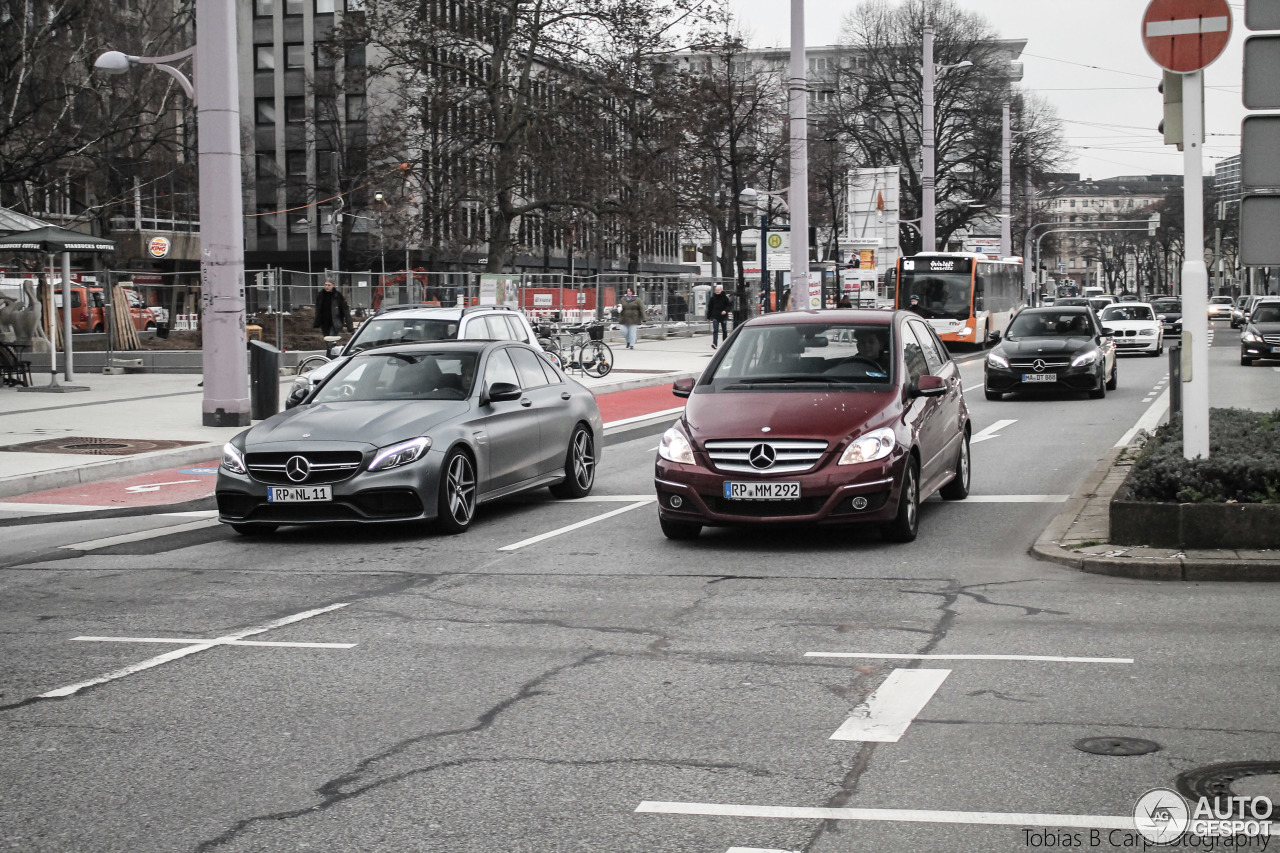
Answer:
[1008, 359, 1070, 370]
[1264, 335, 1280, 345]
[704, 439, 829, 474]
[245, 450, 364, 485]
[706, 496, 827, 517]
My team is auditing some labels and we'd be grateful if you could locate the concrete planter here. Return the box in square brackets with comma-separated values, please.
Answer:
[1110, 469, 1280, 549]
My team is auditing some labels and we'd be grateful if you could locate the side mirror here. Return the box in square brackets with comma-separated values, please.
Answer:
[327, 345, 343, 358]
[487, 381, 522, 403]
[989, 329, 1001, 343]
[1100, 325, 1115, 337]
[909, 374, 947, 398]
[672, 377, 695, 399]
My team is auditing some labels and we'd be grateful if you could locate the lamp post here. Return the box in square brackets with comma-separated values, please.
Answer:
[921, 17, 972, 253]
[787, 0, 809, 315]
[95, 0, 249, 427]
[1001, 102, 1012, 257]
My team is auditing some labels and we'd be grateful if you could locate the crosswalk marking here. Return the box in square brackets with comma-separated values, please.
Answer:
[828, 669, 949, 742]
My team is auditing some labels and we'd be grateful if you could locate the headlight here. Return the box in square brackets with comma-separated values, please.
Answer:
[955, 327, 972, 336]
[658, 427, 695, 464]
[987, 352, 1009, 369]
[1071, 350, 1099, 367]
[1242, 330, 1261, 342]
[369, 437, 432, 471]
[221, 442, 247, 475]
[1139, 328, 1156, 336]
[839, 427, 896, 466]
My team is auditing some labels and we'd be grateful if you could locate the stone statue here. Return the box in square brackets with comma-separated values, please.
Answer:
[0, 280, 46, 347]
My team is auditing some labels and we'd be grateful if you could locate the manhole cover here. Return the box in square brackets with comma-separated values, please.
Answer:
[0, 437, 203, 456]
[1177, 761, 1280, 815]
[1074, 736, 1162, 756]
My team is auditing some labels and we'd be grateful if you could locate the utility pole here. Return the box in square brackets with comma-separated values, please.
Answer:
[921, 18, 937, 252]
[330, 152, 342, 279]
[788, 0, 809, 312]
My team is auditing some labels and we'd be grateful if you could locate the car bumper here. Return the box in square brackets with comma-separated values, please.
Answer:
[984, 363, 1102, 393]
[1113, 336, 1161, 353]
[653, 453, 904, 528]
[1242, 342, 1280, 361]
[215, 459, 442, 525]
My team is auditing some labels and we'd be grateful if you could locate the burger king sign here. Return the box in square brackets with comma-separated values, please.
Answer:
[148, 236, 171, 259]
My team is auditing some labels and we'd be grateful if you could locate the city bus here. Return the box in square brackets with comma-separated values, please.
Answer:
[894, 252, 1025, 346]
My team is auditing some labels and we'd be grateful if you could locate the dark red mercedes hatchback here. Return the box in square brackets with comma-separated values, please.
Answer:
[654, 310, 971, 542]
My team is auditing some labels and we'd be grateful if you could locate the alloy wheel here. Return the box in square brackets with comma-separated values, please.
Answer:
[571, 429, 595, 491]
[446, 453, 476, 525]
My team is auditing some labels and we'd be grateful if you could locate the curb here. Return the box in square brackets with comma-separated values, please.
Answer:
[0, 369, 696, 501]
[1029, 448, 1280, 581]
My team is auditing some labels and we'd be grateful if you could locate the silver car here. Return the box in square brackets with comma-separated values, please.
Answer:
[217, 341, 602, 534]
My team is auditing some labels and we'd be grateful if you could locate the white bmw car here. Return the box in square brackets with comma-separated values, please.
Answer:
[1098, 302, 1164, 356]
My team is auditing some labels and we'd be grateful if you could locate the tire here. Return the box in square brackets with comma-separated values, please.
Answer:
[660, 516, 702, 540]
[939, 433, 970, 501]
[578, 341, 613, 377]
[145, 322, 156, 331]
[1153, 344, 1163, 356]
[548, 425, 596, 499]
[882, 459, 920, 543]
[984, 388, 1003, 401]
[231, 523, 278, 536]
[1241, 356, 1253, 366]
[1105, 362, 1118, 391]
[537, 337, 560, 360]
[1089, 375, 1106, 399]
[437, 449, 477, 534]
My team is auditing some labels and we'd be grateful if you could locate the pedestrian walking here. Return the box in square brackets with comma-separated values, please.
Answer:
[314, 279, 353, 337]
[618, 287, 645, 349]
[707, 284, 731, 348]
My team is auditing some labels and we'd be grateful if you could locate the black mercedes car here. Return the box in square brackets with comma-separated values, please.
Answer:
[217, 340, 603, 535]
[1151, 297, 1183, 335]
[984, 307, 1117, 400]
[1240, 300, 1280, 365]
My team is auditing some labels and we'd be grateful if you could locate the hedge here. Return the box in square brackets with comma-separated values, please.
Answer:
[1127, 408, 1280, 503]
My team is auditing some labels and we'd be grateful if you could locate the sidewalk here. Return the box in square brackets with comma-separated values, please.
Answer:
[1031, 448, 1280, 581]
[0, 333, 714, 504]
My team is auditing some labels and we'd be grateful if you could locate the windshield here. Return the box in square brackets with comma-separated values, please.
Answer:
[1005, 311, 1095, 338]
[347, 317, 458, 353]
[1210, 296, 1233, 305]
[313, 352, 477, 402]
[1253, 304, 1280, 324]
[1151, 300, 1181, 313]
[709, 323, 893, 387]
[899, 272, 972, 320]
[1100, 305, 1154, 322]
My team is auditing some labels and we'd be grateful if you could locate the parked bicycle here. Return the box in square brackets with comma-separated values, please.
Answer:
[294, 335, 343, 374]
[537, 322, 613, 378]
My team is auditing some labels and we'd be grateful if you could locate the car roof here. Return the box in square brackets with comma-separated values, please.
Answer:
[746, 309, 893, 328]
[352, 340, 511, 356]
[1023, 305, 1089, 314]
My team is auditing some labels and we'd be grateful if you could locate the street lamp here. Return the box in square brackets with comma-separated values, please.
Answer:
[921, 12, 972, 253]
[95, 1, 249, 427]
[374, 192, 387, 300]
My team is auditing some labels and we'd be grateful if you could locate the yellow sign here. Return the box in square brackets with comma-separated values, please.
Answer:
[767, 233, 783, 249]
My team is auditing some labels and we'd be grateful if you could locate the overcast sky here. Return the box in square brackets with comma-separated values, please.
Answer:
[729, 0, 1245, 182]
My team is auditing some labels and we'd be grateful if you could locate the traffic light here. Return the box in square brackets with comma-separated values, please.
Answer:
[1159, 71, 1183, 149]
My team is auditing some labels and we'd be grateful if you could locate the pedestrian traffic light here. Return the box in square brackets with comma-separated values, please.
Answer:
[1159, 71, 1183, 149]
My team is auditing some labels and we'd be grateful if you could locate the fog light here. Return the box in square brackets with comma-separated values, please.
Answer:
[851, 496, 868, 510]
[669, 494, 683, 509]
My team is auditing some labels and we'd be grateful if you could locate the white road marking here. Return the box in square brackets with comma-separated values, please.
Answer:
[1274, 367, 1280, 373]
[554, 495, 656, 502]
[60, 518, 222, 551]
[161, 510, 219, 518]
[124, 479, 200, 493]
[970, 419, 1016, 444]
[499, 500, 653, 551]
[42, 603, 350, 698]
[829, 668, 949, 742]
[727, 848, 798, 853]
[958, 494, 1068, 503]
[806, 652, 1133, 664]
[0, 502, 110, 514]
[1115, 388, 1169, 447]
[1146, 16, 1229, 38]
[73, 636, 356, 649]
[962, 381, 984, 393]
[636, 801, 1133, 831]
[603, 407, 684, 432]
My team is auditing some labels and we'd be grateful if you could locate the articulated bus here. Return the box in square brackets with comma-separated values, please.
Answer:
[893, 252, 1025, 346]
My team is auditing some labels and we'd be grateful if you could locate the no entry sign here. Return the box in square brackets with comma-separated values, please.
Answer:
[1142, 0, 1232, 72]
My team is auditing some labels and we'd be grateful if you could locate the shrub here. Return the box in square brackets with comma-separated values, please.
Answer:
[1127, 408, 1280, 503]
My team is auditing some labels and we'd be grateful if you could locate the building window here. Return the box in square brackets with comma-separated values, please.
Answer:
[681, 244, 697, 263]
[255, 98, 277, 125]
[255, 0, 274, 15]
[285, 96, 306, 122]
[739, 245, 758, 262]
[316, 0, 336, 11]
[256, 154, 280, 178]
[345, 95, 366, 121]
[284, 0, 304, 14]
[1069, 199, 1075, 208]
[257, 206, 279, 237]
[255, 45, 275, 71]
[314, 42, 334, 66]
[285, 44, 306, 69]
[286, 151, 307, 176]
[346, 44, 366, 67]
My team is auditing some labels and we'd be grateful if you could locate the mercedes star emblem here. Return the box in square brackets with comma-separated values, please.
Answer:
[285, 455, 311, 483]
[1032, 359, 1048, 373]
[748, 443, 777, 469]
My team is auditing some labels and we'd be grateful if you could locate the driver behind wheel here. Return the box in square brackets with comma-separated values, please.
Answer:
[855, 328, 888, 372]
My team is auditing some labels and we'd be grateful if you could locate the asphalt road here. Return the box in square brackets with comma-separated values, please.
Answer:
[2, 324, 1278, 853]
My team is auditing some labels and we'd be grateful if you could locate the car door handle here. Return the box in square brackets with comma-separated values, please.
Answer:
[521, 398, 532, 407]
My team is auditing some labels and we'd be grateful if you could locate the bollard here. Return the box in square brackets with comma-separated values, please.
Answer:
[1168, 342, 1181, 416]
[249, 339, 281, 420]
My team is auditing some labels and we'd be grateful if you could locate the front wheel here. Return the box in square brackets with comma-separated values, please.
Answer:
[1105, 362, 1118, 391]
[939, 433, 970, 500]
[660, 516, 702, 540]
[437, 450, 477, 534]
[548, 425, 596, 498]
[882, 460, 920, 543]
[578, 341, 613, 377]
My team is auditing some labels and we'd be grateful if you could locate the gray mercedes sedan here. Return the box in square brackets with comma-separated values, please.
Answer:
[217, 340, 602, 535]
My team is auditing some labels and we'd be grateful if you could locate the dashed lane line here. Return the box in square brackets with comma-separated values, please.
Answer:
[956, 495, 1067, 503]
[1115, 387, 1170, 448]
[805, 653, 1133, 663]
[828, 668, 950, 742]
[498, 500, 654, 551]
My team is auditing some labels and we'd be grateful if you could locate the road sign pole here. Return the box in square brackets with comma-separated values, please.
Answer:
[1181, 69, 1210, 459]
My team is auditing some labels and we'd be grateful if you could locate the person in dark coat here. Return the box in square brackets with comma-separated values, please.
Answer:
[707, 284, 732, 348]
[314, 279, 353, 337]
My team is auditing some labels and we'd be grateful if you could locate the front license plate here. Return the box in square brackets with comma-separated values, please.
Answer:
[1271, 347, 1280, 354]
[1022, 373, 1057, 383]
[723, 481, 801, 500]
[267, 486, 332, 502]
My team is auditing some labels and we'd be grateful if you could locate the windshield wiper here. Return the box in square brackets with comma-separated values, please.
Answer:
[729, 376, 847, 385]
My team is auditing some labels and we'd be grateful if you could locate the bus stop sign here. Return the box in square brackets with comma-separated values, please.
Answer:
[1142, 0, 1232, 72]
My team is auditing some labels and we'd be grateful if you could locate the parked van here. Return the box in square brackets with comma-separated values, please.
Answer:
[54, 286, 158, 333]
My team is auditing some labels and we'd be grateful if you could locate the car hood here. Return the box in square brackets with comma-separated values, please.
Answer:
[1153, 309, 1183, 319]
[244, 400, 471, 450]
[997, 338, 1094, 357]
[1248, 321, 1280, 335]
[1100, 319, 1158, 331]
[682, 388, 898, 443]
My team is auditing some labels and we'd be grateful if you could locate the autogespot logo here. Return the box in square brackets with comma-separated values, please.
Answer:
[1132, 788, 1274, 845]
[1134, 788, 1190, 844]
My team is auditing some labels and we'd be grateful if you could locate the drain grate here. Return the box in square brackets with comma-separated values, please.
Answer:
[1177, 761, 1280, 814]
[0, 437, 203, 456]
[1074, 736, 1162, 756]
